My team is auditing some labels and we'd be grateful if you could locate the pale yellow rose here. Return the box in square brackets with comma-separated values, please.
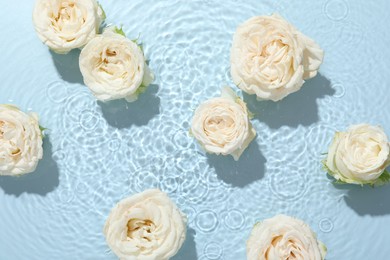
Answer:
[79, 27, 154, 102]
[191, 87, 256, 160]
[0, 105, 43, 176]
[231, 14, 324, 101]
[247, 215, 326, 260]
[103, 189, 187, 260]
[325, 124, 390, 185]
[33, 0, 104, 54]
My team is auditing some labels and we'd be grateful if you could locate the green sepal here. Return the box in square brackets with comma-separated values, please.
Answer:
[324, 157, 390, 186]
[247, 108, 255, 120]
[374, 170, 390, 186]
[233, 95, 254, 120]
[114, 26, 126, 37]
[322, 159, 353, 185]
[136, 84, 148, 95]
[132, 34, 144, 53]
[39, 125, 47, 137]
[333, 179, 346, 185]
[98, 2, 106, 20]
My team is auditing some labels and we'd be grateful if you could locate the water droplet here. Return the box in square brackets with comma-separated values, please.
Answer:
[324, 0, 349, 21]
[332, 83, 346, 98]
[223, 209, 245, 231]
[204, 242, 223, 259]
[319, 218, 334, 233]
[79, 110, 100, 131]
[46, 81, 69, 103]
[196, 210, 219, 233]
[269, 167, 308, 201]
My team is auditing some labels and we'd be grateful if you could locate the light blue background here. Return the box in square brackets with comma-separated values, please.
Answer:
[1, 0, 390, 259]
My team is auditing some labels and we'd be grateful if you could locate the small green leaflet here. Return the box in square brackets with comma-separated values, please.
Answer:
[374, 170, 390, 186]
[39, 125, 47, 137]
[247, 109, 255, 120]
[137, 84, 148, 95]
[114, 26, 126, 37]
[333, 179, 345, 185]
[131, 33, 141, 44]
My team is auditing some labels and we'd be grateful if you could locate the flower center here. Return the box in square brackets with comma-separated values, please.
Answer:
[265, 235, 305, 260]
[127, 219, 156, 243]
[96, 46, 129, 81]
[348, 135, 384, 169]
[50, 1, 86, 38]
[206, 115, 234, 131]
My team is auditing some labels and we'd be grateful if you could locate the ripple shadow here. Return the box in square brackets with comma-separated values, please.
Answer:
[335, 182, 390, 216]
[243, 74, 334, 129]
[98, 84, 160, 128]
[172, 227, 197, 260]
[0, 137, 59, 196]
[50, 49, 84, 84]
[207, 141, 265, 187]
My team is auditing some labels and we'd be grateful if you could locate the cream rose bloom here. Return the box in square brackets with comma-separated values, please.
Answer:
[79, 27, 154, 102]
[103, 189, 187, 260]
[0, 105, 43, 176]
[325, 124, 390, 185]
[231, 14, 324, 102]
[33, 0, 104, 54]
[247, 215, 326, 260]
[191, 87, 256, 161]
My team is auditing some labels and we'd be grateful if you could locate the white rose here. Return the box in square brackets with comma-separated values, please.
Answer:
[325, 124, 390, 185]
[33, 0, 104, 54]
[103, 189, 187, 260]
[0, 105, 43, 176]
[79, 27, 154, 102]
[230, 14, 324, 102]
[247, 215, 327, 260]
[190, 87, 256, 161]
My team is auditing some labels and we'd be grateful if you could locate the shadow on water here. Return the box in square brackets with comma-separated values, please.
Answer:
[172, 228, 198, 260]
[0, 137, 59, 196]
[333, 179, 390, 216]
[207, 141, 266, 188]
[98, 84, 161, 129]
[50, 49, 84, 84]
[244, 73, 335, 129]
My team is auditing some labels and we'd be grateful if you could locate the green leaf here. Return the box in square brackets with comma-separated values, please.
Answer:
[374, 170, 390, 186]
[321, 159, 330, 172]
[131, 33, 140, 43]
[131, 34, 143, 52]
[39, 125, 47, 137]
[246, 109, 255, 119]
[333, 179, 346, 185]
[114, 26, 126, 37]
